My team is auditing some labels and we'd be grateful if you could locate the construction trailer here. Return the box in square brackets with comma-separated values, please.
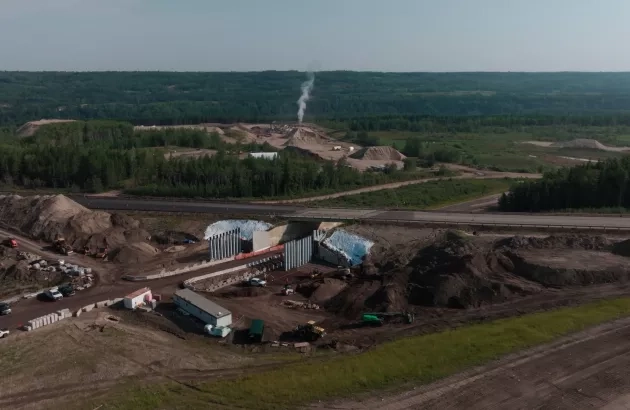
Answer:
[123, 287, 152, 309]
[248, 319, 265, 343]
[173, 288, 232, 328]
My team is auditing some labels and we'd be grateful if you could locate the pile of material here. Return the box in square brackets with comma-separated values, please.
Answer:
[350, 146, 406, 161]
[0, 194, 157, 262]
[283, 127, 328, 146]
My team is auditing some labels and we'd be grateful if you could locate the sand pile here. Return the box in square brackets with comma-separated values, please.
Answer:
[0, 194, 154, 261]
[112, 243, 160, 264]
[350, 146, 406, 161]
[283, 127, 328, 146]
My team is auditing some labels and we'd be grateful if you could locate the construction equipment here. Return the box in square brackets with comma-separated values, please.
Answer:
[293, 320, 326, 342]
[310, 269, 322, 279]
[281, 284, 295, 296]
[95, 247, 108, 259]
[361, 312, 415, 326]
[53, 235, 73, 255]
[2, 237, 18, 248]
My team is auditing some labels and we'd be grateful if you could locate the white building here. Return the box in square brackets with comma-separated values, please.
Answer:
[123, 287, 152, 309]
[248, 152, 278, 160]
[173, 288, 232, 327]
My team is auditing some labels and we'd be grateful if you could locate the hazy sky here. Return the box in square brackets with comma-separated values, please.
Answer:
[1, 0, 629, 72]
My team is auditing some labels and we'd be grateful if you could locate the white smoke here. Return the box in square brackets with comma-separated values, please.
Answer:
[297, 71, 315, 124]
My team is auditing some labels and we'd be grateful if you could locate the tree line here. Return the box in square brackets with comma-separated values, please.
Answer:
[5, 71, 630, 125]
[0, 121, 413, 198]
[499, 158, 630, 211]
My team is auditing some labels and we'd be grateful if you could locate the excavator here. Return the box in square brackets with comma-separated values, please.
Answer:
[53, 235, 73, 255]
[361, 311, 415, 327]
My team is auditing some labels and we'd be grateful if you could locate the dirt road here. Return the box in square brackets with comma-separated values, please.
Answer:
[255, 168, 540, 204]
[311, 315, 630, 410]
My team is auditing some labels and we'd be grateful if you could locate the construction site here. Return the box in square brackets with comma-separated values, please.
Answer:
[4, 193, 630, 407]
[134, 122, 407, 171]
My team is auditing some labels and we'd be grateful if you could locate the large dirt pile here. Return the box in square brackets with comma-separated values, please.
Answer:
[331, 232, 630, 313]
[112, 242, 160, 264]
[0, 194, 156, 261]
[283, 127, 328, 146]
[350, 146, 406, 161]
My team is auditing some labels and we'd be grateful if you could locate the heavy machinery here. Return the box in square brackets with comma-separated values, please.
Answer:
[2, 237, 18, 248]
[361, 312, 415, 327]
[53, 235, 73, 255]
[293, 321, 326, 342]
[281, 284, 295, 296]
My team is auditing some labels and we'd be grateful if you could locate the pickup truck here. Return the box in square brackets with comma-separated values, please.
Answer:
[0, 303, 11, 315]
[44, 287, 63, 301]
[0, 329, 9, 338]
[248, 277, 267, 287]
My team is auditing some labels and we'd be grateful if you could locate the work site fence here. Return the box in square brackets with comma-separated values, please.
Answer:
[208, 228, 242, 260]
[284, 235, 314, 271]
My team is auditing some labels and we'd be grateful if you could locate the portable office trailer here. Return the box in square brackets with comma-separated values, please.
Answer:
[173, 288, 232, 327]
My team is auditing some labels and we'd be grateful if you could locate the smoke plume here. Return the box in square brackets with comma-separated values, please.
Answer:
[297, 71, 315, 123]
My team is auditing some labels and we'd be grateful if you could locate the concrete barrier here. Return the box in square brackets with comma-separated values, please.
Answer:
[95, 300, 108, 308]
[82, 304, 94, 313]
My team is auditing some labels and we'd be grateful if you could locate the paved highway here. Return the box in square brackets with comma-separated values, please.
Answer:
[72, 196, 630, 231]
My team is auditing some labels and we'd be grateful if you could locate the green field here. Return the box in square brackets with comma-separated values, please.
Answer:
[359, 127, 630, 173]
[102, 297, 630, 410]
[312, 178, 513, 209]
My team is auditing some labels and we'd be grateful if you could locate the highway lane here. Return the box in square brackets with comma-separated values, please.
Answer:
[71, 196, 630, 230]
[71, 195, 300, 215]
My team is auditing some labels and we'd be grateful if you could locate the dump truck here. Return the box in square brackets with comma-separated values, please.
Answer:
[361, 312, 415, 326]
[2, 238, 18, 248]
[53, 235, 73, 255]
[293, 321, 326, 342]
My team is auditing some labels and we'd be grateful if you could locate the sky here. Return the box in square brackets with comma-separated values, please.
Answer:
[1, 0, 629, 72]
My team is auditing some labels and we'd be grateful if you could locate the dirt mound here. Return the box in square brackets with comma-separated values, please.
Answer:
[112, 242, 159, 264]
[551, 139, 608, 150]
[496, 235, 611, 251]
[301, 278, 348, 304]
[16, 119, 77, 137]
[283, 146, 326, 161]
[283, 127, 328, 146]
[0, 194, 153, 261]
[350, 146, 406, 161]
[0, 261, 33, 282]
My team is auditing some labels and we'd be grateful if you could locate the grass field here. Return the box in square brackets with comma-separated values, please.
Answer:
[312, 178, 512, 209]
[101, 297, 630, 410]
[363, 126, 630, 173]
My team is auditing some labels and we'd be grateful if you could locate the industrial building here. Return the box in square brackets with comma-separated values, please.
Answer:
[173, 288, 232, 327]
[248, 152, 278, 160]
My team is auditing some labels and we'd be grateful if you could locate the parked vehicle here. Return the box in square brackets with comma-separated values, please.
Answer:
[44, 287, 63, 301]
[0, 329, 9, 338]
[248, 277, 267, 287]
[58, 284, 75, 297]
[293, 321, 326, 341]
[2, 238, 18, 248]
[361, 311, 415, 326]
[0, 303, 11, 315]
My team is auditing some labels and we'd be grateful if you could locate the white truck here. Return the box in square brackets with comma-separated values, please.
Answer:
[248, 277, 267, 287]
[44, 287, 63, 301]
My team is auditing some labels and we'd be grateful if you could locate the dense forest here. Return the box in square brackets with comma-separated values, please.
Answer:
[499, 158, 630, 211]
[0, 121, 413, 198]
[3, 72, 630, 125]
